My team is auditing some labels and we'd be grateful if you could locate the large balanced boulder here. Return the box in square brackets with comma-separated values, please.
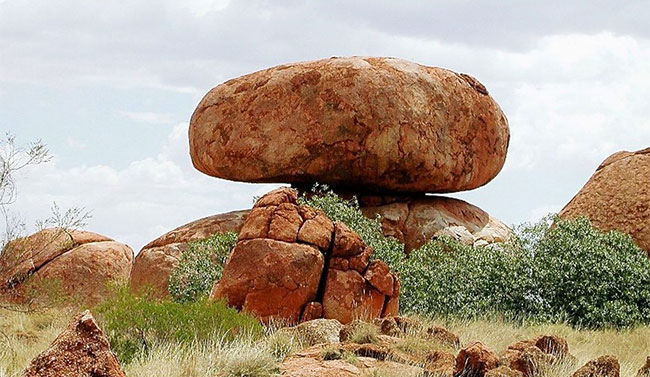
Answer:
[211, 188, 399, 324]
[559, 147, 650, 254]
[190, 56, 509, 193]
[130, 210, 247, 297]
[21, 310, 125, 377]
[355, 194, 511, 252]
[0, 228, 133, 305]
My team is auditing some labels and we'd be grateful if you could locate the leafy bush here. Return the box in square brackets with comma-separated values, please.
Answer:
[298, 185, 406, 271]
[300, 188, 650, 328]
[95, 285, 263, 364]
[168, 232, 238, 302]
[401, 216, 650, 328]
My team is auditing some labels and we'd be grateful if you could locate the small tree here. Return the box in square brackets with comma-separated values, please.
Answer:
[0, 133, 51, 249]
[0, 133, 90, 311]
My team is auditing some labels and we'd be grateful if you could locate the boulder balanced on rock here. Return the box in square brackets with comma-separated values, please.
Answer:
[211, 188, 399, 324]
[190, 56, 509, 194]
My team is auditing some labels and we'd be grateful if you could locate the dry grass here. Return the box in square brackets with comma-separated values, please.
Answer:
[440, 317, 650, 377]
[1, 307, 648, 377]
[0, 308, 70, 377]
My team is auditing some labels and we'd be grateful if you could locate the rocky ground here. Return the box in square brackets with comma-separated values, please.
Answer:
[2, 307, 649, 377]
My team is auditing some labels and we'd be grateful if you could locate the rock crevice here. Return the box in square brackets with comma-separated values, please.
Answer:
[211, 188, 399, 324]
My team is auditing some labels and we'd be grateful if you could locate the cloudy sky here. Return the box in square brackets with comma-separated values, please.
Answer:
[2, 0, 649, 252]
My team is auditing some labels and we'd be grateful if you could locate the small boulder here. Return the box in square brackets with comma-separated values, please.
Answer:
[425, 350, 456, 376]
[290, 319, 343, 346]
[533, 335, 570, 359]
[500, 346, 555, 377]
[21, 310, 125, 377]
[454, 342, 499, 377]
[426, 325, 461, 348]
[571, 355, 620, 377]
[637, 356, 650, 377]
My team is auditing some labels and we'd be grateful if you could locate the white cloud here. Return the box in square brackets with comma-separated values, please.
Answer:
[11, 123, 278, 252]
[1, 1, 649, 244]
[119, 111, 175, 125]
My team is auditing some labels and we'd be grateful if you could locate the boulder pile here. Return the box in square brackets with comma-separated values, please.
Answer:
[0, 228, 133, 305]
[134, 56, 513, 299]
[211, 188, 399, 324]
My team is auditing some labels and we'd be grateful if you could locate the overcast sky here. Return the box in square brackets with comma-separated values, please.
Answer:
[2, 0, 649, 252]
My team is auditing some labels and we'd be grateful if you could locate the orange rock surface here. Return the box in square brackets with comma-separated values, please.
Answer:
[189, 56, 509, 193]
[0, 228, 132, 305]
[559, 147, 650, 254]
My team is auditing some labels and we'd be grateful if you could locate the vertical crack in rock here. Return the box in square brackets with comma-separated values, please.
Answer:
[315, 225, 337, 304]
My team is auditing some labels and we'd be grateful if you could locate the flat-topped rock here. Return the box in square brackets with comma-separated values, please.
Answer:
[190, 56, 509, 193]
[559, 147, 650, 254]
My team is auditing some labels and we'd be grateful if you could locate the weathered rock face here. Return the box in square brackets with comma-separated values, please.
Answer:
[190, 56, 509, 194]
[500, 346, 555, 377]
[132, 191, 510, 298]
[559, 147, 650, 254]
[355, 194, 511, 252]
[0, 228, 133, 305]
[571, 355, 620, 377]
[501, 334, 573, 377]
[211, 188, 400, 324]
[130, 210, 247, 297]
[21, 310, 125, 377]
[455, 342, 499, 377]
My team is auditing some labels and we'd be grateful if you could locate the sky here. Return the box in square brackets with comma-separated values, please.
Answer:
[1, 0, 649, 252]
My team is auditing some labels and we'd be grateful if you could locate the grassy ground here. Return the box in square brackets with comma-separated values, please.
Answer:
[1, 308, 647, 377]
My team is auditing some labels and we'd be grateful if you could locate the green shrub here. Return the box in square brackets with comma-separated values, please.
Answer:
[401, 216, 650, 328]
[298, 185, 406, 271]
[94, 286, 263, 364]
[168, 232, 238, 303]
[528, 217, 650, 328]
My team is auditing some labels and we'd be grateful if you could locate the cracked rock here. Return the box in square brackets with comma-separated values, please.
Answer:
[189, 56, 509, 193]
[211, 188, 400, 324]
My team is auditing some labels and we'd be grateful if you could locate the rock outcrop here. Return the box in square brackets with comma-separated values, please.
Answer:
[190, 56, 509, 193]
[559, 147, 650, 254]
[571, 355, 620, 377]
[21, 310, 125, 377]
[0, 228, 133, 305]
[211, 188, 399, 324]
[132, 193, 511, 299]
[355, 194, 511, 252]
[130, 210, 247, 297]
